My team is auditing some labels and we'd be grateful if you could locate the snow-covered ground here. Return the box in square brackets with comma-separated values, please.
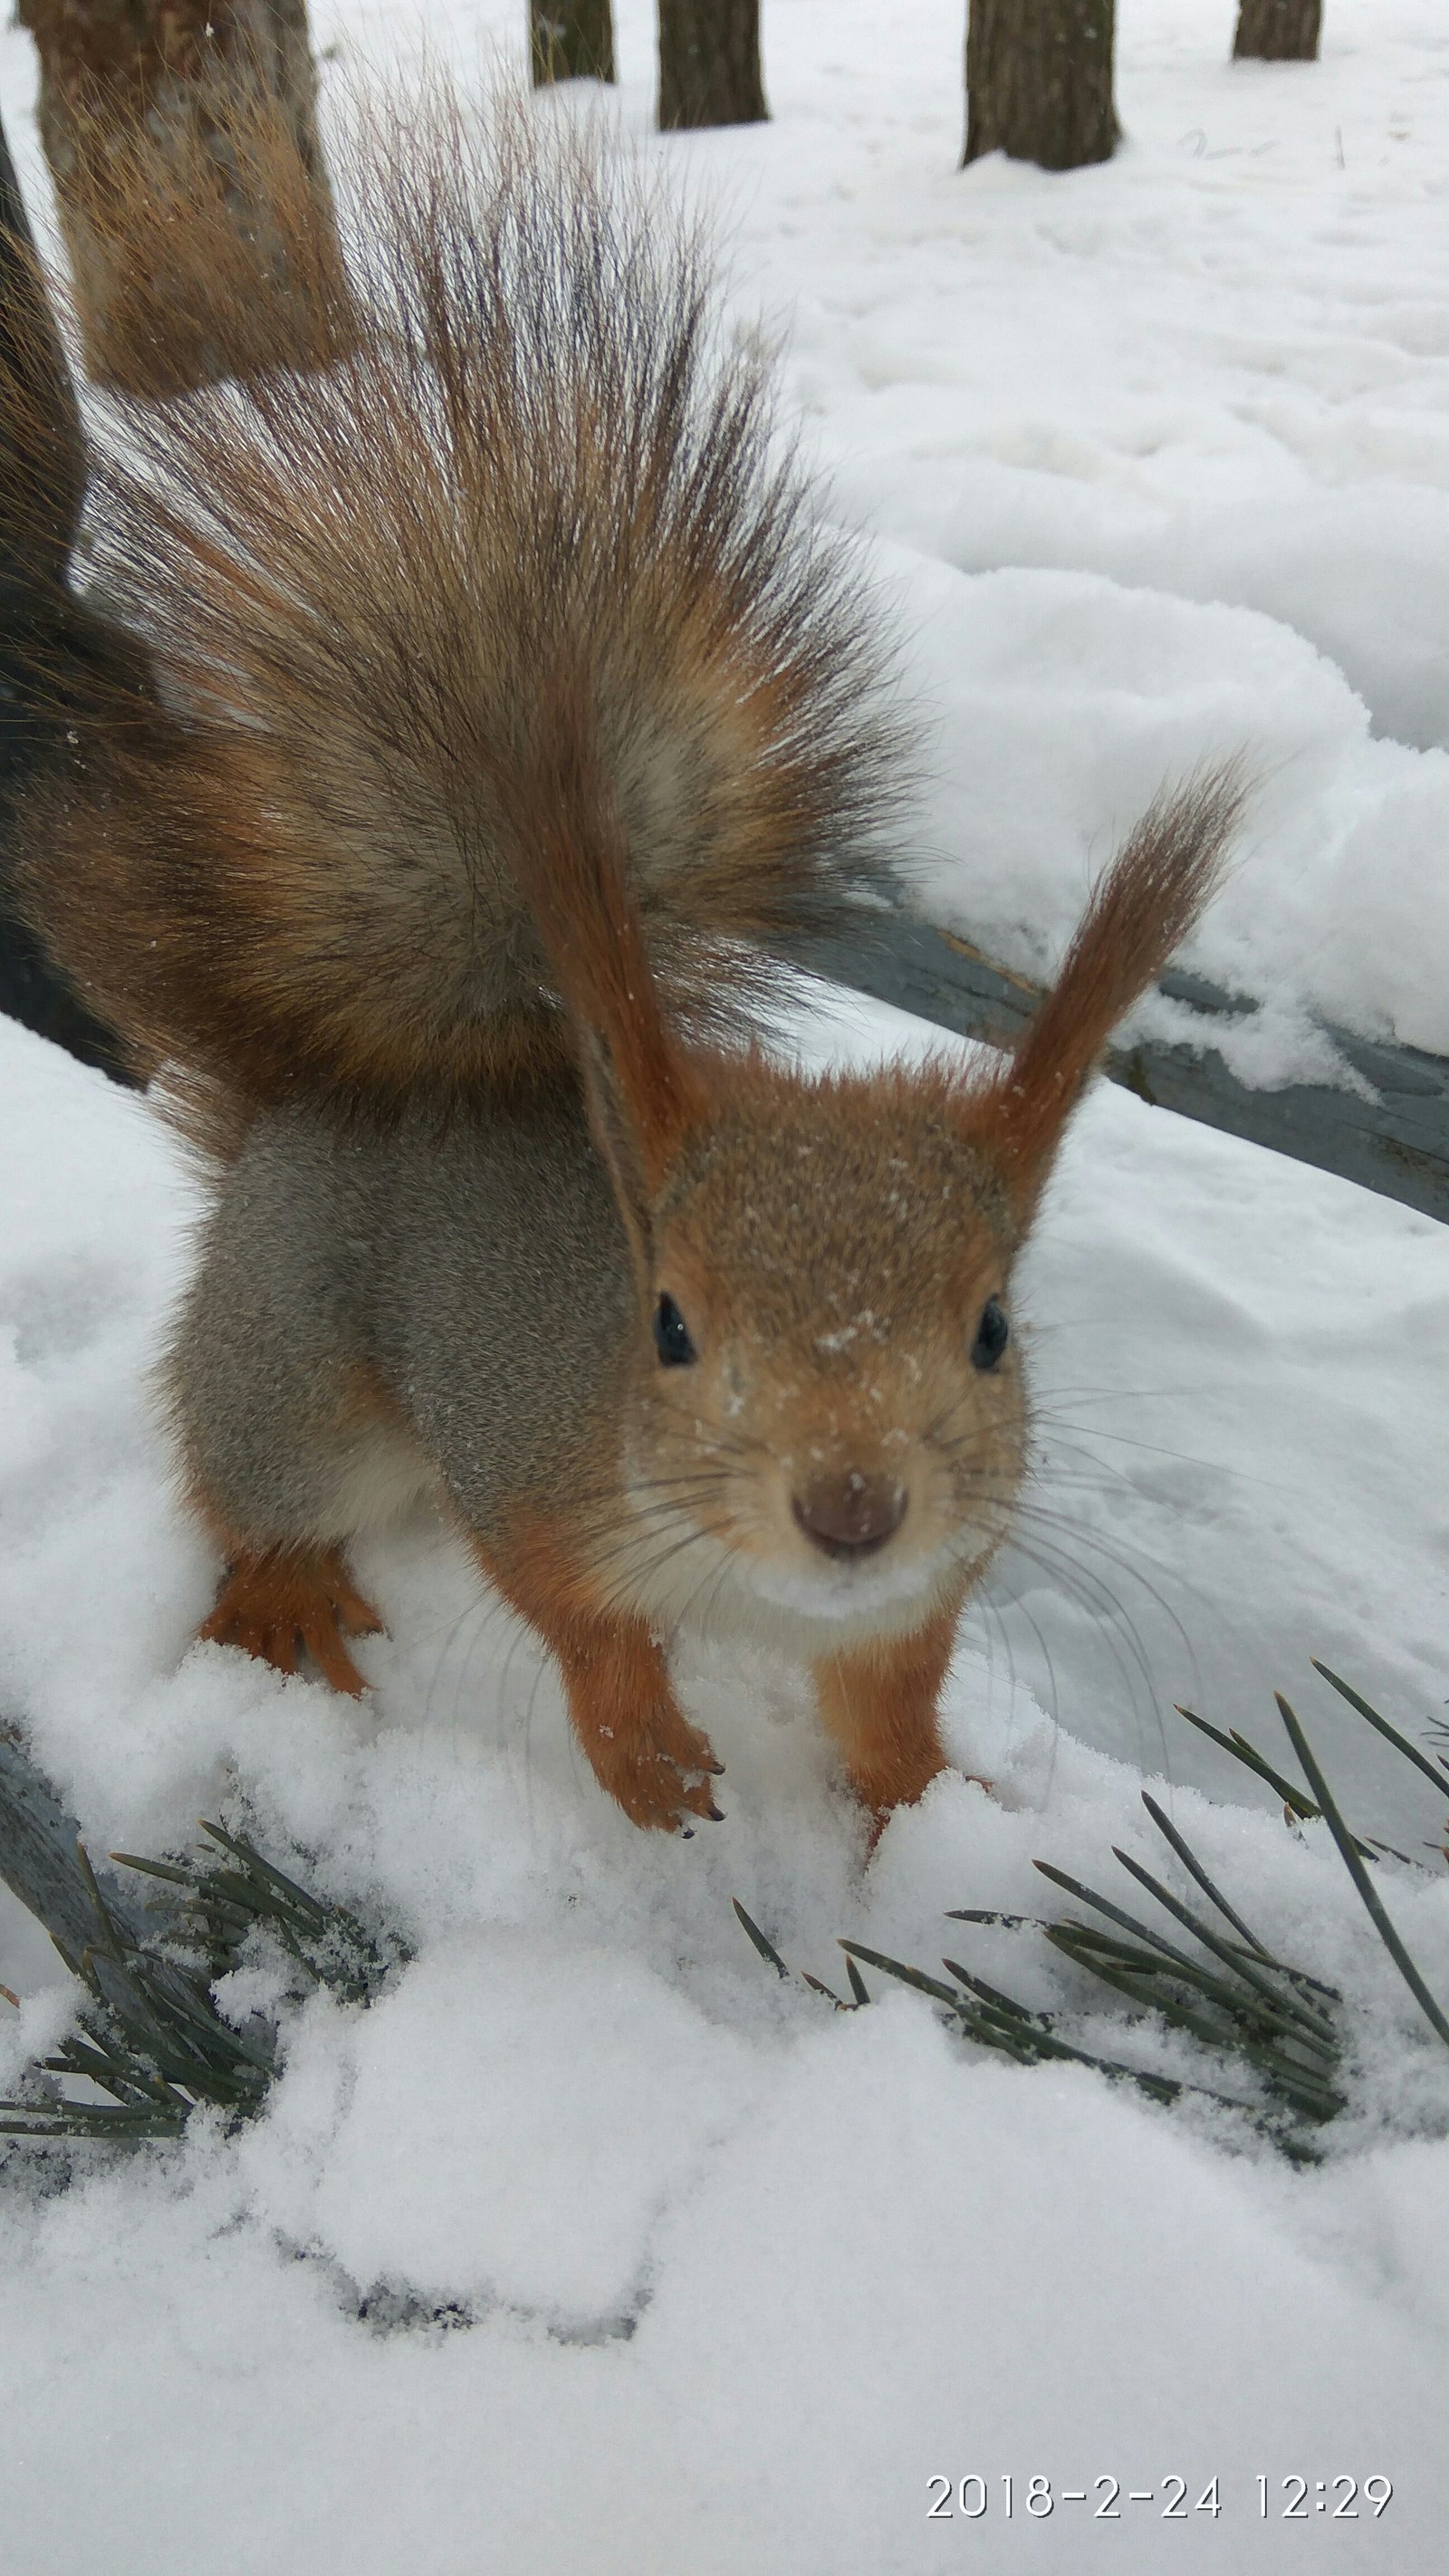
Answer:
[3, 4, 1449, 2569]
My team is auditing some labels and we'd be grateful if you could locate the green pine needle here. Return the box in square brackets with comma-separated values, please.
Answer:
[1275, 1694, 1449, 2052]
[0, 1821, 405, 2145]
[732, 1899, 791, 1982]
[735, 1662, 1449, 2160]
[1310, 1662, 1449, 1803]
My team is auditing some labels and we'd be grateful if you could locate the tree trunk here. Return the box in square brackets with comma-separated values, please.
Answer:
[658, 0, 767, 132]
[17, 0, 350, 396]
[530, 0, 616, 86]
[1233, 1, 1321, 61]
[0, 108, 136, 1081]
[964, 0, 1118, 174]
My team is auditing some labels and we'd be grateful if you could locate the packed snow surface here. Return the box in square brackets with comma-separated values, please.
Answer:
[3, 4, 1449, 2571]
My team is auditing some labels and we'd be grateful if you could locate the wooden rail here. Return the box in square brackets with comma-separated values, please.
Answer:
[804, 913, 1449, 1227]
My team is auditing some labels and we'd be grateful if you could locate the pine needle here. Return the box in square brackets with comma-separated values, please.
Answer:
[0, 1820, 404, 2144]
[735, 1661, 1449, 2159]
[1275, 1694, 1449, 2052]
[1310, 1662, 1449, 1802]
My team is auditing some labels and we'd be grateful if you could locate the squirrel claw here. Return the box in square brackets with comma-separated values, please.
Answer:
[586, 1714, 725, 1833]
[199, 1545, 384, 1699]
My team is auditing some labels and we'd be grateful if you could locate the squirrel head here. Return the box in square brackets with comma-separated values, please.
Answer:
[612, 1062, 1032, 1632]
[525, 755, 1244, 1636]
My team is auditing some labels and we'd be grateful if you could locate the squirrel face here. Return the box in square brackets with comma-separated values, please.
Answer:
[616, 1064, 1031, 1639]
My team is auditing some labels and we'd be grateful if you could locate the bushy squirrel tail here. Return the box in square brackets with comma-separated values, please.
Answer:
[7, 82, 907, 1118]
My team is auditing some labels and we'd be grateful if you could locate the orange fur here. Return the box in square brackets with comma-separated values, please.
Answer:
[972, 764, 1247, 1202]
[475, 1510, 724, 1832]
[812, 1595, 962, 1824]
[504, 673, 710, 1191]
[199, 1544, 384, 1697]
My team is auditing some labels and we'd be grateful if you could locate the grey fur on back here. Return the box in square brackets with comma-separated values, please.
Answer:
[168, 1077, 636, 1550]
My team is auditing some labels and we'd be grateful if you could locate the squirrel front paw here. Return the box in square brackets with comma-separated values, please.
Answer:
[198, 1544, 385, 1697]
[469, 1528, 724, 1833]
[584, 1704, 725, 1835]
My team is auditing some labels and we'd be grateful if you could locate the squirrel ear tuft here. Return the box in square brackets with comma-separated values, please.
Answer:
[965, 763, 1248, 1206]
[510, 674, 705, 1262]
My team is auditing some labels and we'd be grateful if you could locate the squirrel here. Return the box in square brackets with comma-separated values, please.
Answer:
[4, 83, 1245, 1834]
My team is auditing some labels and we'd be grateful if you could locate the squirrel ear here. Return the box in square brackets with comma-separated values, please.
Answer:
[577, 1026, 660, 1280]
[506, 677, 706, 1278]
[967, 765, 1246, 1206]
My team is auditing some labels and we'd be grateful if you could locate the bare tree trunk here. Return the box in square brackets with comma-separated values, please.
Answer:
[17, 0, 350, 395]
[964, 0, 1118, 174]
[530, 0, 616, 85]
[658, 0, 767, 132]
[0, 106, 138, 1080]
[1233, 1, 1321, 61]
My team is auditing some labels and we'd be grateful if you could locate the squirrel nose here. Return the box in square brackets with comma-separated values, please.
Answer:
[792, 1471, 907, 1562]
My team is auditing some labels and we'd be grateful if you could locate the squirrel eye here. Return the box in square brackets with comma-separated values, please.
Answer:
[653, 1293, 697, 1367]
[971, 1294, 1010, 1372]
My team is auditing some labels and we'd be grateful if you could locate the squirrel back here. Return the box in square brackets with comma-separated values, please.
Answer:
[7, 85, 906, 1120]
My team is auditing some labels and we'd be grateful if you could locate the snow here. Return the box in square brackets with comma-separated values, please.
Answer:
[4, 1, 1449, 2568]
[5, 1007, 1449, 2569]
